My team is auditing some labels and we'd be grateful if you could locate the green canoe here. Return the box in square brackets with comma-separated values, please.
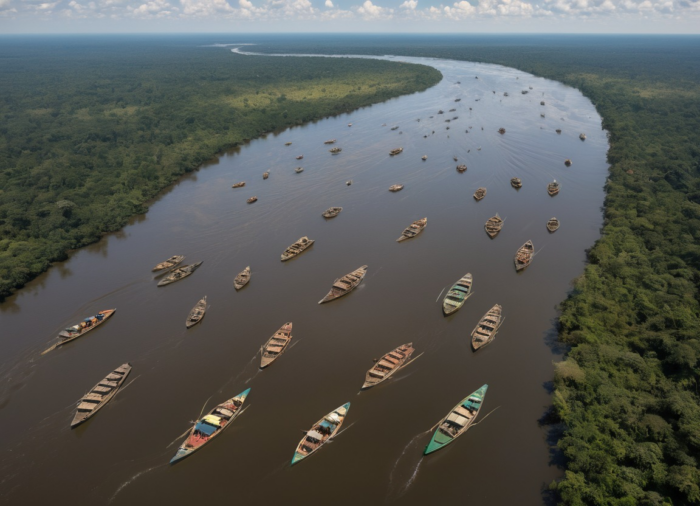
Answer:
[442, 273, 473, 316]
[424, 384, 488, 455]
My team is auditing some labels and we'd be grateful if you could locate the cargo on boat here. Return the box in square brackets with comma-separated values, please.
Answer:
[510, 177, 522, 189]
[471, 305, 503, 351]
[322, 207, 342, 218]
[318, 265, 367, 304]
[234, 266, 251, 290]
[397, 218, 427, 242]
[44, 309, 117, 354]
[514, 240, 534, 271]
[484, 214, 503, 238]
[389, 147, 403, 156]
[362, 343, 415, 389]
[157, 261, 203, 287]
[456, 164, 467, 173]
[292, 403, 350, 465]
[186, 297, 207, 328]
[442, 273, 473, 315]
[71, 363, 131, 428]
[247, 196, 258, 203]
[281, 236, 314, 261]
[260, 322, 293, 368]
[231, 182, 245, 189]
[424, 385, 488, 455]
[389, 184, 404, 192]
[170, 389, 250, 464]
[473, 187, 487, 201]
[547, 217, 560, 233]
[547, 180, 560, 196]
[152, 255, 185, 274]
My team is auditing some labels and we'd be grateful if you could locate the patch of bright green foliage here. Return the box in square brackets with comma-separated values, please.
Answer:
[0, 37, 441, 299]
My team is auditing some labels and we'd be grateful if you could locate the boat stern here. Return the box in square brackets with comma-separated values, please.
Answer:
[424, 431, 452, 455]
[291, 451, 306, 466]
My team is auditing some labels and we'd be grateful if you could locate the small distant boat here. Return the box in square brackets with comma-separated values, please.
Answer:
[318, 265, 367, 304]
[471, 305, 503, 351]
[514, 240, 534, 271]
[348, 123, 352, 127]
[453, 156, 458, 162]
[397, 218, 427, 242]
[510, 178, 522, 189]
[152, 255, 185, 274]
[498, 128, 506, 134]
[484, 214, 503, 238]
[346, 180, 352, 186]
[390, 126, 399, 131]
[422, 155, 427, 161]
[473, 187, 487, 201]
[455, 98, 461, 102]
[556, 129, 562, 134]
[324, 139, 336, 144]
[442, 273, 473, 315]
[296, 155, 304, 160]
[285, 142, 292, 146]
[43, 309, 117, 355]
[157, 261, 203, 287]
[263, 172, 269, 180]
[456, 164, 467, 173]
[71, 363, 131, 428]
[521, 90, 528, 95]
[389, 148, 403, 156]
[234, 266, 251, 290]
[547, 180, 560, 196]
[438, 110, 444, 114]
[295, 167, 304, 173]
[579, 133, 586, 141]
[292, 403, 350, 465]
[186, 297, 207, 328]
[170, 389, 251, 464]
[547, 217, 560, 233]
[260, 322, 293, 368]
[281, 236, 314, 261]
[330, 147, 342, 154]
[540, 101, 545, 105]
[231, 182, 245, 188]
[389, 184, 404, 192]
[247, 196, 258, 203]
[323, 207, 343, 218]
[504, 92, 509, 97]
[424, 384, 488, 455]
[564, 159, 572, 167]
[362, 343, 415, 389]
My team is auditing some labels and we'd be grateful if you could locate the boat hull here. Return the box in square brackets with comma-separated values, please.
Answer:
[291, 403, 350, 466]
[424, 385, 488, 455]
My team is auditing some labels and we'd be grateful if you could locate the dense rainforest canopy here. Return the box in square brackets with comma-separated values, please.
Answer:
[251, 35, 700, 505]
[0, 38, 441, 299]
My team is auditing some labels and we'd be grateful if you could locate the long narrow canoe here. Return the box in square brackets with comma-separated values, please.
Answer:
[547, 217, 560, 233]
[318, 265, 367, 304]
[170, 388, 251, 464]
[234, 266, 251, 290]
[484, 214, 503, 238]
[260, 322, 293, 369]
[152, 255, 185, 275]
[43, 309, 117, 355]
[292, 403, 350, 466]
[186, 297, 207, 328]
[362, 343, 415, 389]
[442, 273, 473, 316]
[471, 304, 503, 351]
[322, 207, 342, 218]
[157, 261, 203, 287]
[281, 237, 315, 261]
[397, 218, 427, 242]
[514, 240, 534, 271]
[424, 384, 488, 455]
[71, 363, 131, 428]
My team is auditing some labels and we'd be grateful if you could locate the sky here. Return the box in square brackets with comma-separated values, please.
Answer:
[0, 0, 698, 33]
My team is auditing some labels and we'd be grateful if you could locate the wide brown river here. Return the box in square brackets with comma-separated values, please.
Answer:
[0, 52, 608, 505]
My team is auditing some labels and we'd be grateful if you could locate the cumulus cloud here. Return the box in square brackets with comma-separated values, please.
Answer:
[400, 0, 417, 8]
[324, 0, 333, 5]
[357, 0, 392, 17]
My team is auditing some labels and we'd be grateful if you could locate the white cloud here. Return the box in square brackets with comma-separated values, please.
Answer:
[357, 0, 391, 17]
[400, 0, 417, 8]
[324, 0, 333, 6]
[180, 0, 232, 15]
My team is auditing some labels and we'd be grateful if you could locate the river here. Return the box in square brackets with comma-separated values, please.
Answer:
[0, 51, 608, 505]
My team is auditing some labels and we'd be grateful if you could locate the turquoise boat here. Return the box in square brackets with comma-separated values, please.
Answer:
[442, 273, 473, 316]
[292, 403, 350, 465]
[424, 385, 488, 455]
[170, 388, 250, 464]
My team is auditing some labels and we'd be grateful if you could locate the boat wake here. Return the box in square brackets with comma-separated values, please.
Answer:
[108, 463, 166, 503]
[387, 430, 430, 500]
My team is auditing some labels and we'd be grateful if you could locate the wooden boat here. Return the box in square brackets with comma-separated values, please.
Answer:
[422, 155, 427, 161]
[456, 164, 467, 173]
[556, 129, 562, 134]
[231, 182, 245, 189]
[453, 156, 458, 162]
[473, 187, 487, 201]
[389, 184, 404, 192]
[424, 384, 488, 455]
[285, 142, 292, 146]
[170, 388, 251, 464]
[291, 403, 350, 465]
[260, 322, 293, 368]
[281, 236, 314, 261]
[348, 123, 352, 127]
[389, 147, 403, 156]
[397, 218, 427, 242]
[471, 305, 503, 351]
[43, 308, 117, 354]
[71, 363, 131, 428]
[346, 180, 352, 186]
[152, 255, 185, 274]
[442, 273, 472, 315]
[247, 196, 258, 203]
[455, 98, 461, 102]
[318, 265, 367, 304]
[263, 172, 269, 180]
[540, 101, 545, 105]
[157, 261, 203, 287]
[390, 126, 399, 131]
[296, 155, 304, 160]
[510, 177, 522, 189]
[504, 92, 509, 97]
[547, 180, 560, 196]
[330, 147, 342, 154]
[362, 343, 415, 389]
[186, 296, 207, 328]
[522, 90, 528, 94]
[234, 266, 251, 290]
[322, 207, 342, 218]
[324, 139, 336, 144]
[547, 217, 560, 233]
[498, 128, 506, 134]
[295, 167, 304, 173]
[514, 240, 534, 271]
[484, 214, 503, 238]
[564, 159, 572, 166]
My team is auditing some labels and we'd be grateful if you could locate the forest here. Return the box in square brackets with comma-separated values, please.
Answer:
[0, 37, 441, 299]
[251, 35, 700, 505]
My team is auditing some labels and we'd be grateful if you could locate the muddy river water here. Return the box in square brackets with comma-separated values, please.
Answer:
[0, 51, 608, 505]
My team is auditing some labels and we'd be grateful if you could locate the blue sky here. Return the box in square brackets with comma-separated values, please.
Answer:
[0, 0, 698, 33]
